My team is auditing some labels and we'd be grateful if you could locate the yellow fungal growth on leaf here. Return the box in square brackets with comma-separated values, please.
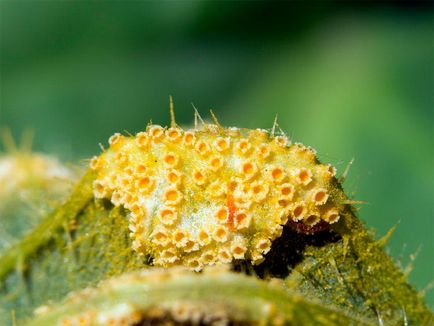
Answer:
[90, 123, 344, 270]
[0, 153, 73, 199]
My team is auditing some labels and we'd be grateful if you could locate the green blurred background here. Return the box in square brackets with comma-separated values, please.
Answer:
[0, 2, 432, 305]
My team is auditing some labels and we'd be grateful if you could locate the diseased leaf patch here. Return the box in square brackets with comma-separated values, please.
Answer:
[91, 125, 346, 270]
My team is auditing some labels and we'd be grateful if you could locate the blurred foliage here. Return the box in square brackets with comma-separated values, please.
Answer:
[0, 150, 75, 254]
[0, 2, 432, 305]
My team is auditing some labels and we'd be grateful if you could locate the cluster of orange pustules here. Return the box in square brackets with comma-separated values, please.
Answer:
[90, 125, 341, 270]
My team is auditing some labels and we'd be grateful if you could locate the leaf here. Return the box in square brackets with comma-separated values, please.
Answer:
[27, 267, 374, 326]
[0, 131, 433, 325]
